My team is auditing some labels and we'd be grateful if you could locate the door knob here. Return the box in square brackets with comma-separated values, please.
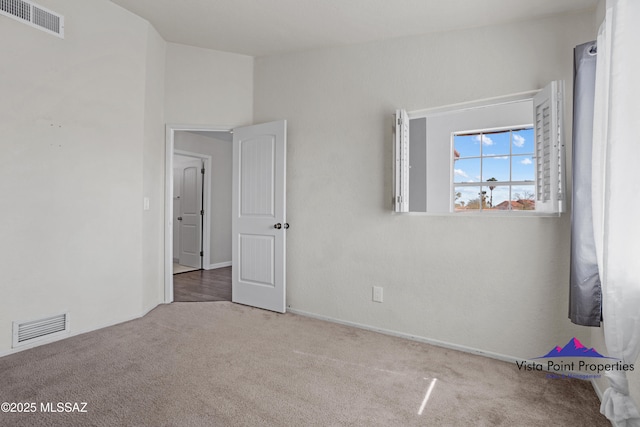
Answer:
[177, 216, 183, 221]
[274, 223, 282, 229]
[283, 223, 290, 229]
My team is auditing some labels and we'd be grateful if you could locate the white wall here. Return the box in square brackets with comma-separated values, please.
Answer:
[142, 23, 167, 311]
[175, 132, 233, 268]
[254, 10, 598, 360]
[0, 0, 160, 354]
[596, 0, 606, 27]
[165, 43, 253, 127]
[0, 1, 258, 356]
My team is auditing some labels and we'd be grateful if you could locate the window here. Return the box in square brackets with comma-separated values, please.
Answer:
[393, 81, 565, 214]
[453, 127, 536, 211]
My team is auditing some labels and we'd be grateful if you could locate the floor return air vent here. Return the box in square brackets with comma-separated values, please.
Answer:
[12, 313, 70, 348]
[0, 0, 64, 38]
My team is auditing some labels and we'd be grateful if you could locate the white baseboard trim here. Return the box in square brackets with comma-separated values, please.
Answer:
[206, 261, 231, 270]
[287, 307, 520, 365]
[287, 307, 615, 390]
[0, 303, 164, 359]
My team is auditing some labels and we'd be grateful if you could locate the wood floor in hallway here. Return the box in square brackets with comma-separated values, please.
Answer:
[173, 266, 231, 302]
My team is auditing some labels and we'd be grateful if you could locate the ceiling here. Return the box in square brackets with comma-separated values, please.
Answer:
[110, 0, 597, 57]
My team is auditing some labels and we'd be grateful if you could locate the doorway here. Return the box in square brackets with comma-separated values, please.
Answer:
[164, 122, 288, 312]
[166, 126, 233, 302]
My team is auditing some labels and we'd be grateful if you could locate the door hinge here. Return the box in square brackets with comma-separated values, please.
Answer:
[200, 210, 204, 216]
[200, 251, 203, 257]
[201, 168, 205, 174]
[397, 117, 402, 126]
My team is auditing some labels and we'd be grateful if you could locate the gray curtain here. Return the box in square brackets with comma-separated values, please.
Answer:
[569, 41, 601, 326]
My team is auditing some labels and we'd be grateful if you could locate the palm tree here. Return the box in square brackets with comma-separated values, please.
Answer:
[486, 177, 497, 208]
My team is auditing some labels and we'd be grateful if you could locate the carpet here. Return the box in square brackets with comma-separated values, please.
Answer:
[0, 302, 609, 426]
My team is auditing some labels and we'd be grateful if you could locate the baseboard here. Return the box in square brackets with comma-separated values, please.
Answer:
[0, 303, 164, 359]
[287, 307, 520, 365]
[287, 308, 616, 388]
[206, 261, 231, 270]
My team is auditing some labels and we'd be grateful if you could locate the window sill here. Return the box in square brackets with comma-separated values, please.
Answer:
[394, 210, 562, 218]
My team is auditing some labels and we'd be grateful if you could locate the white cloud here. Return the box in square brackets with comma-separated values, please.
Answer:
[454, 169, 468, 178]
[521, 158, 532, 165]
[513, 134, 526, 147]
[474, 134, 494, 146]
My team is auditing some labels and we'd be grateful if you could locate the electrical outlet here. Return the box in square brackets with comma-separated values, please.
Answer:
[372, 286, 383, 303]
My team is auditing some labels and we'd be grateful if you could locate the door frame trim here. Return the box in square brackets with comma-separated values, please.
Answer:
[164, 124, 233, 303]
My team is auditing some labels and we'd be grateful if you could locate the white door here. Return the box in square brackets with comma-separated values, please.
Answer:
[232, 120, 287, 313]
[172, 166, 182, 259]
[178, 159, 203, 269]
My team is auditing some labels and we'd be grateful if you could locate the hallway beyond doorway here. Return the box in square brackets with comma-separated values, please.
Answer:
[173, 262, 199, 274]
[173, 267, 231, 302]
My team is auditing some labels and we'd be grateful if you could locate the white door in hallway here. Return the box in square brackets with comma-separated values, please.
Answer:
[232, 120, 287, 313]
[178, 159, 203, 269]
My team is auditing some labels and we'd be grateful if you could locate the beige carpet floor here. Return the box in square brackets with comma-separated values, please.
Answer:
[0, 302, 609, 426]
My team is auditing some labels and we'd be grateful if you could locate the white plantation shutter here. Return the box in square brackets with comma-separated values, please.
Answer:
[393, 109, 410, 212]
[533, 81, 565, 213]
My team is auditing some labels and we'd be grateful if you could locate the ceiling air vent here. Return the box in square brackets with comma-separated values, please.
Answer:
[1, 0, 64, 38]
[12, 312, 70, 348]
